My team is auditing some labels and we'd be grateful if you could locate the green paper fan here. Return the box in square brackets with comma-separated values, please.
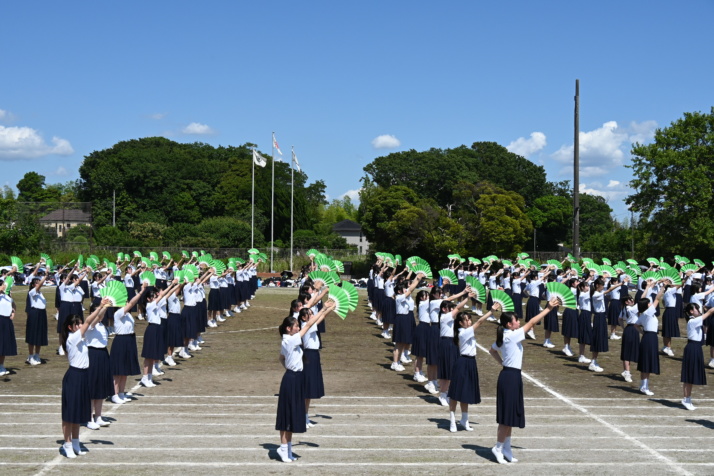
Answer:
[340, 281, 359, 311]
[394, 255, 402, 266]
[659, 268, 682, 286]
[501, 259, 513, 268]
[149, 252, 159, 261]
[315, 256, 335, 272]
[439, 269, 457, 284]
[211, 260, 226, 275]
[45, 258, 54, 271]
[588, 263, 602, 273]
[234, 257, 246, 265]
[40, 253, 51, 262]
[627, 265, 642, 276]
[10, 256, 23, 270]
[162, 251, 171, 260]
[173, 270, 185, 283]
[623, 268, 638, 282]
[566, 253, 576, 262]
[601, 258, 611, 266]
[4, 276, 14, 293]
[693, 259, 705, 268]
[410, 264, 432, 279]
[468, 257, 481, 265]
[546, 282, 577, 309]
[641, 271, 658, 281]
[198, 255, 212, 266]
[183, 264, 199, 276]
[327, 285, 350, 319]
[100, 281, 128, 307]
[133, 251, 143, 258]
[333, 260, 345, 273]
[305, 248, 319, 258]
[308, 270, 337, 287]
[191, 251, 199, 258]
[615, 261, 628, 272]
[465, 276, 487, 302]
[104, 262, 117, 274]
[140, 271, 156, 286]
[659, 262, 673, 270]
[646, 257, 659, 266]
[182, 250, 190, 258]
[77, 254, 84, 268]
[517, 252, 530, 259]
[258, 252, 268, 262]
[547, 259, 561, 269]
[490, 289, 514, 312]
[200, 250, 206, 256]
[248, 248, 260, 255]
[626, 259, 638, 265]
[582, 257, 594, 265]
[141, 257, 151, 267]
[116, 252, 123, 261]
[600, 265, 616, 277]
[680, 264, 697, 273]
[85, 258, 98, 270]
[447, 254, 462, 263]
[183, 269, 196, 282]
[406, 256, 430, 268]
[677, 256, 690, 265]
[89, 254, 100, 264]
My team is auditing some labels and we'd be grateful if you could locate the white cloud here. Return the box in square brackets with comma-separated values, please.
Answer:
[148, 113, 167, 120]
[181, 122, 216, 135]
[628, 120, 657, 144]
[0, 109, 13, 122]
[340, 188, 362, 202]
[579, 180, 631, 202]
[506, 131, 547, 157]
[0, 125, 74, 160]
[371, 134, 401, 149]
[607, 180, 620, 188]
[54, 166, 68, 176]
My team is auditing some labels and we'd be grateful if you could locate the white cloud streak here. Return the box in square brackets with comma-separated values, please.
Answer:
[340, 188, 362, 202]
[181, 122, 216, 135]
[371, 134, 401, 149]
[0, 125, 74, 160]
[506, 131, 547, 157]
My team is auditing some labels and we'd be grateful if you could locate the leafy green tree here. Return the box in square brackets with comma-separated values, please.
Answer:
[527, 195, 572, 251]
[195, 217, 253, 248]
[627, 108, 714, 258]
[17, 172, 50, 202]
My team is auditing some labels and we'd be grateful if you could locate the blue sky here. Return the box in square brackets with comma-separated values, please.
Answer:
[1, 1, 712, 224]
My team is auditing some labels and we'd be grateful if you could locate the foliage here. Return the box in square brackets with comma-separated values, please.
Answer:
[527, 195, 571, 251]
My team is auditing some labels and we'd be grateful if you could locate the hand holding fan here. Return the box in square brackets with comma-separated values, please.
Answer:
[545, 282, 577, 309]
[140, 271, 156, 286]
[100, 281, 128, 307]
[327, 285, 350, 319]
[489, 289, 514, 312]
[439, 269, 457, 285]
[464, 276, 487, 302]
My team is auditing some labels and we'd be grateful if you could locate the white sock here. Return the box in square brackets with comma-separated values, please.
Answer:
[71, 438, 81, 452]
[495, 441, 504, 450]
[287, 442, 293, 458]
[461, 411, 469, 422]
[449, 411, 456, 421]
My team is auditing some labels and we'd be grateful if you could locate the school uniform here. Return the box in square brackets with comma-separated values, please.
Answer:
[411, 301, 431, 358]
[207, 276, 222, 311]
[661, 287, 680, 338]
[0, 294, 17, 357]
[142, 299, 166, 360]
[392, 294, 414, 345]
[166, 294, 184, 348]
[606, 282, 623, 326]
[226, 274, 237, 309]
[681, 316, 706, 385]
[154, 267, 168, 291]
[524, 279, 543, 323]
[367, 269, 375, 306]
[275, 333, 306, 433]
[590, 291, 608, 353]
[487, 275, 499, 311]
[511, 278, 524, 320]
[85, 321, 113, 400]
[381, 280, 396, 325]
[492, 328, 526, 428]
[218, 276, 230, 311]
[543, 288, 559, 333]
[124, 271, 138, 313]
[181, 284, 199, 340]
[561, 286, 579, 338]
[58, 283, 84, 333]
[372, 275, 385, 314]
[302, 321, 324, 399]
[426, 300, 442, 366]
[196, 284, 208, 333]
[109, 308, 141, 376]
[577, 292, 593, 345]
[447, 327, 481, 404]
[61, 329, 91, 424]
[637, 306, 660, 374]
[620, 304, 640, 362]
[438, 312, 457, 380]
[26, 288, 48, 347]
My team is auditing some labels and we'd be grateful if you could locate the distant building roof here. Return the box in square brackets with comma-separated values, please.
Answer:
[39, 209, 91, 223]
[332, 219, 362, 232]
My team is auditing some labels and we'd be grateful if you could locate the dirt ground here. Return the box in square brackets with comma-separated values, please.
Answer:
[1, 286, 712, 476]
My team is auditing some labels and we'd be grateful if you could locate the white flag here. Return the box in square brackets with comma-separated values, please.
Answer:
[292, 149, 301, 172]
[272, 133, 283, 155]
[253, 149, 267, 168]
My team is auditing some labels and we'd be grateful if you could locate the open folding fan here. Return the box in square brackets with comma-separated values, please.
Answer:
[40, 253, 51, 262]
[626, 259, 638, 266]
[327, 285, 350, 319]
[438, 269, 457, 284]
[333, 260, 345, 273]
[693, 259, 705, 268]
[501, 259, 513, 268]
[182, 250, 190, 259]
[545, 282, 577, 309]
[659, 268, 682, 286]
[104, 262, 117, 274]
[490, 289, 514, 312]
[410, 264, 432, 279]
[468, 257, 481, 265]
[601, 258, 611, 266]
[641, 270, 659, 282]
[646, 257, 659, 266]
[77, 254, 85, 268]
[10, 256, 23, 270]
[623, 268, 638, 281]
[465, 278, 487, 303]
[45, 259, 54, 271]
[600, 265, 616, 278]
[547, 259, 561, 269]
[183, 269, 196, 282]
[149, 252, 159, 261]
[198, 255, 212, 266]
[100, 281, 128, 307]
[677, 256, 690, 265]
[406, 256, 430, 268]
[315, 256, 335, 272]
[308, 270, 337, 287]
[162, 251, 171, 260]
[394, 255, 402, 266]
[133, 251, 143, 258]
[211, 260, 227, 275]
[248, 248, 260, 255]
[680, 264, 697, 274]
[85, 258, 98, 270]
[306, 248, 319, 259]
[615, 261, 627, 272]
[141, 257, 152, 267]
[183, 264, 199, 276]
[566, 253, 576, 262]
[340, 281, 359, 311]
[173, 270, 185, 283]
[191, 251, 199, 258]
[517, 252, 530, 259]
[140, 271, 156, 286]
[4, 276, 14, 293]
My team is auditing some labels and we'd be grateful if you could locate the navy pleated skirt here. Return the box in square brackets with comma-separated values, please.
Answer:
[208, 289, 222, 311]
[372, 288, 385, 313]
[577, 310, 592, 345]
[166, 312, 184, 347]
[620, 325, 640, 362]
[101, 306, 116, 327]
[525, 296, 541, 323]
[219, 287, 231, 310]
[275, 369, 306, 433]
[438, 336, 457, 380]
[590, 312, 609, 353]
[661, 307, 680, 338]
[25, 308, 48, 346]
[447, 355, 481, 404]
[227, 284, 237, 306]
[637, 331, 660, 374]
[392, 311, 414, 345]
[681, 340, 706, 385]
[367, 278, 375, 304]
[561, 308, 578, 338]
[411, 322, 430, 357]
[0, 315, 17, 356]
[126, 287, 137, 312]
[110, 334, 141, 376]
[496, 367, 525, 428]
[88, 347, 114, 399]
[62, 366, 91, 424]
[303, 349, 324, 399]
[707, 315, 714, 346]
[381, 297, 396, 325]
[142, 323, 164, 360]
[606, 299, 622, 326]
[544, 307, 559, 332]
[197, 300, 207, 333]
[426, 324, 440, 365]
[182, 305, 199, 339]
[512, 293, 523, 320]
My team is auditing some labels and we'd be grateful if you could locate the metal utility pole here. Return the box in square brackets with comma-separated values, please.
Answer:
[631, 209, 635, 259]
[573, 79, 581, 261]
[112, 190, 116, 227]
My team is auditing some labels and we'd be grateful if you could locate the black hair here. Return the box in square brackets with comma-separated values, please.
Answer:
[453, 312, 471, 347]
[61, 314, 84, 352]
[394, 282, 407, 295]
[290, 299, 301, 312]
[591, 277, 604, 299]
[637, 298, 651, 314]
[279, 316, 298, 336]
[439, 300, 455, 314]
[496, 312, 517, 347]
[297, 308, 312, 322]
[684, 302, 700, 318]
[416, 290, 429, 303]
[139, 289, 159, 316]
[621, 294, 634, 305]
[298, 292, 311, 305]
[429, 286, 443, 300]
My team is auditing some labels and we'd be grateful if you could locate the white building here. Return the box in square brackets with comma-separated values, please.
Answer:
[332, 219, 369, 255]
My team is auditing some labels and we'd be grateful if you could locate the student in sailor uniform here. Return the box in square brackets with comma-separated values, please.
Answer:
[588, 278, 622, 372]
[423, 287, 450, 395]
[164, 277, 186, 367]
[207, 271, 223, 328]
[636, 284, 666, 396]
[510, 269, 525, 320]
[0, 279, 17, 376]
[275, 300, 336, 463]
[26, 271, 50, 365]
[523, 266, 552, 340]
[488, 297, 560, 464]
[606, 275, 626, 340]
[681, 302, 709, 410]
[391, 273, 424, 371]
[139, 280, 178, 388]
[217, 270, 231, 319]
[560, 278, 579, 357]
[618, 293, 640, 383]
[661, 280, 683, 357]
[541, 273, 559, 349]
[57, 268, 87, 355]
[85, 297, 115, 430]
[446, 304, 498, 433]
[60, 300, 109, 458]
[437, 290, 475, 407]
[411, 290, 431, 383]
[576, 278, 594, 365]
[299, 303, 333, 429]
[123, 265, 141, 314]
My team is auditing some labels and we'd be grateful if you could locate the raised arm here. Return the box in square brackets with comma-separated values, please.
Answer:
[522, 298, 560, 334]
[298, 300, 336, 338]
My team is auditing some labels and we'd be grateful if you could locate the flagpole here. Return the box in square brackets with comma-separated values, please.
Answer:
[290, 146, 294, 273]
[270, 132, 275, 273]
[251, 146, 255, 248]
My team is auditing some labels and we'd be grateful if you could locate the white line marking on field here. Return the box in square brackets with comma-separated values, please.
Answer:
[475, 342, 692, 476]
[8, 462, 714, 468]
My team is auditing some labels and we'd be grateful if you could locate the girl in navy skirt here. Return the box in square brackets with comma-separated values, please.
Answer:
[437, 290, 474, 406]
[391, 274, 423, 371]
[411, 290, 431, 383]
[661, 282, 682, 357]
[275, 300, 336, 463]
[606, 276, 624, 340]
[60, 301, 109, 458]
[619, 294, 639, 383]
[489, 297, 560, 464]
[57, 269, 86, 355]
[207, 272, 222, 328]
[299, 304, 333, 428]
[542, 274, 559, 349]
[423, 287, 448, 394]
[85, 298, 114, 430]
[447, 305, 498, 432]
[139, 280, 178, 388]
[681, 303, 709, 410]
[576, 279, 593, 364]
[589, 278, 621, 372]
[511, 270, 524, 320]
[636, 284, 665, 396]
[380, 268, 398, 339]
[26, 273, 50, 365]
[523, 267, 549, 340]
[165, 278, 186, 366]
[0, 279, 17, 376]
[560, 278, 579, 357]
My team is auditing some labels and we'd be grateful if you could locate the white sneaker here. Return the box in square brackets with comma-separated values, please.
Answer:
[58, 346, 65, 356]
[376, 319, 383, 326]
[542, 341, 555, 348]
[196, 336, 205, 344]
[120, 393, 132, 403]
[526, 329, 536, 340]
[370, 312, 377, 320]
[245, 302, 251, 308]
[610, 333, 622, 340]
[459, 418, 473, 431]
[588, 362, 604, 372]
[475, 309, 483, 316]
[449, 417, 457, 433]
[224, 310, 231, 317]
[413, 372, 428, 383]
[152, 366, 164, 376]
[424, 382, 438, 394]
[400, 354, 412, 364]
[62, 443, 77, 459]
[492, 446, 510, 465]
[390, 362, 404, 371]
[216, 316, 226, 322]
[640, 387, 654, 396]
[563, 347, 573, 357]
[141, 377, 156, 388]
[487, 315, 498, 322]
[54, 312, 59, 320]
[438, 393, 450, 407]
[86, 421, 100, 430]
[681, 399, 696, 411]
[207, 320, 217, 328]
[708, 359, 714, 369]
[111, 394, 125, 405]
[179, 349, 192, 359]
[662, 347, 674, 357]
[277, 446, 292, 463]
[95, 416, 111, 427]
[578, 355, 592, 364]
[136, 314, 145, 321]
[164, 355, 176, 366]
[382, 331, 391, 339]
[622, 371, 633, 383]
[187, 344, 199, 351]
